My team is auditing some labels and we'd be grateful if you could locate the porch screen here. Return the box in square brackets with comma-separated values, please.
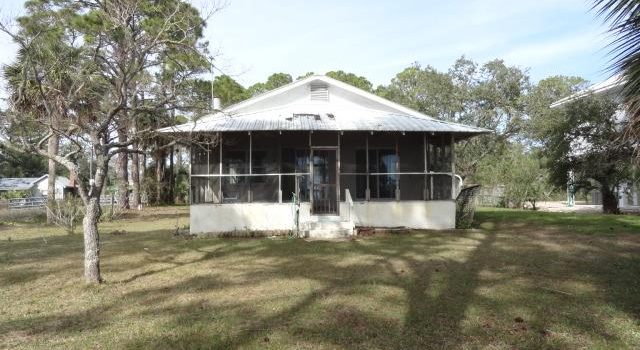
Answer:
[190, 131, 311, 204]
[339, 132, 455, 201]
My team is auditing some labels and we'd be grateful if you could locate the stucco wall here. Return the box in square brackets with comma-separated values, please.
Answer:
[190, 200, 455, 234]
[190, 203, 312, 234]
[348, 200, 455, 229]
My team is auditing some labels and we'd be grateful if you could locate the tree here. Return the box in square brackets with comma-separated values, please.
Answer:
[525, 76, 587, 143]
[0, 144, 46, 177]
[192, 75, 248, 108]
[593, 0, 640, 156]
[476, 145, 553, 210]
[296, 71, 315, 80]
[378, 58, 530, 180]
[2, 1, 73, 223]
[247, 72, 292, 96]
[1, 0, 209, 283]
[543, 95, 633, 213]
[326, 70, 373, 92]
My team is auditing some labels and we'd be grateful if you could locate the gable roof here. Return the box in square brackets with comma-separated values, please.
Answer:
[0, 176, 46, 191]
[160, 74, 490, 136]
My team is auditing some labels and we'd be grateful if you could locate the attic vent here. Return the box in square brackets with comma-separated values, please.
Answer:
[309, 83, 329, 101]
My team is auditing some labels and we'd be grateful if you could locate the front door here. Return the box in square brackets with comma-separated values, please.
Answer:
[311, 149, 338, 215]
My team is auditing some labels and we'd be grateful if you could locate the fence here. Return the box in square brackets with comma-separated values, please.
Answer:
[7, 194, 140, 210]
[7, 197, 47, 210]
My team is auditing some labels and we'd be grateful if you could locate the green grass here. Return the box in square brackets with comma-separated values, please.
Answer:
[1, 207, 640, 349]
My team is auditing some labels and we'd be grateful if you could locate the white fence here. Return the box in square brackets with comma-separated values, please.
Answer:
[7, 194, 136, 210]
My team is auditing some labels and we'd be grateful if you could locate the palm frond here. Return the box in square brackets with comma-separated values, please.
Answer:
[593, 0, 640, 151]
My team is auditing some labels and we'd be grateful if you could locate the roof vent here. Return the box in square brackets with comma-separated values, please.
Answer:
[309, 83, 329, 101]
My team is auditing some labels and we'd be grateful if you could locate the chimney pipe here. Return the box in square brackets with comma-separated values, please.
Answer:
[213, 97, 221, 111]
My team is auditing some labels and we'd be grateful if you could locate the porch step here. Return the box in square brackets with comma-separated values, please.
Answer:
[306, 216, 354, 238]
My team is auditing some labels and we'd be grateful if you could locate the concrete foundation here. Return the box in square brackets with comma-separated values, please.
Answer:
[190, 200, 455, 235]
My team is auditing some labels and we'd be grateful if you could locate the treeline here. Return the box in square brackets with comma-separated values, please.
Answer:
[2, 54, 633, 214]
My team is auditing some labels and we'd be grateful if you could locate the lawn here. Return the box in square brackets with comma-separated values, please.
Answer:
[1, 207, 640, 349]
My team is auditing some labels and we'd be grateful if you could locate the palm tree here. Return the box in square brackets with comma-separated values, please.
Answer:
[593, 0, 640, 152]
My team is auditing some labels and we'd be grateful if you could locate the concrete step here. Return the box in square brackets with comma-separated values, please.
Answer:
[309, 220, 354, 230]
[306, 228, 354, 239]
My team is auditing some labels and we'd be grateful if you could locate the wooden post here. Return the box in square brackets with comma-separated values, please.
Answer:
[365, 132, 370, 201]
[423, 132, 427, 201]
[395, 133, 400, 201]
[219, 132, 223, 202]
[248, 131, 252, 203]
[451, 133, 456, 200]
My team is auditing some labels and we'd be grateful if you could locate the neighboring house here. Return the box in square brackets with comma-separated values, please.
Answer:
[0, 175, 71, 199]
[551, 75, 639, 209]
[161, 75, 488, 237]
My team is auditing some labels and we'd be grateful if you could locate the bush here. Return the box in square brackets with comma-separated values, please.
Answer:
[45, 198, 84, 234]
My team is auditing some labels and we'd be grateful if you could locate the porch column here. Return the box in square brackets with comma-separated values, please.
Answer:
[395, 134, 400, 201]
[248, 131, 252, 203]
[423, 132, 427, 201]
[451, 133, 456, 200]
[206, 142, 210, 203]
[337, 132, 341, 204]
[365, 132, 370, 201]
[219, 132, 222, 202]
[278, 131, 282, 203]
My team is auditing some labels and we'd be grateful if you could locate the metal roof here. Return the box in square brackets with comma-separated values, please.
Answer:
[0, 177, 42, 191]
[160, 107, 489, 135]
[550, 74, 624, 108]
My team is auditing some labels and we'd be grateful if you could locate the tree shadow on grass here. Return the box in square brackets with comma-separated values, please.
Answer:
[3, 219, 640, 349]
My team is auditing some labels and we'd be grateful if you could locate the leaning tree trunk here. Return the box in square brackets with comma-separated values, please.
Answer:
[601, 185, 620, 214]
[46, 133, 59, 224]
[83, 196, 102, 283]
[116, 128, 130, 209]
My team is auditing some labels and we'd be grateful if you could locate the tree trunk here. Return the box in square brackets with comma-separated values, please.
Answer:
[155, 146, 165, 205]
[169, 145, 174, 203]
[131, 146, 141, 209]
[116, 129, 130, 209]
[83, 196, 102, 283]
[176, 146, 182, 170]
[46, 134, 59, 224]
[602, 186, 620, 214]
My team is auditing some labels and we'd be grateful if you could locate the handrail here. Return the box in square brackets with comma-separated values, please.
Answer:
[345, 188, 354, 224]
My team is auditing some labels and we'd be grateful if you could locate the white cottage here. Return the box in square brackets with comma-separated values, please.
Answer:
[0, 175, 70, 198]
[161, 75, 488, 237]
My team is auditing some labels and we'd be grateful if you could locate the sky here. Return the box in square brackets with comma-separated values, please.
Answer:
[0, 0, 614, 89]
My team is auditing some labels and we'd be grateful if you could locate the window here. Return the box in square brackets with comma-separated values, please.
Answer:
[355, 148, 398, 199]
[427, 134, 452, 172]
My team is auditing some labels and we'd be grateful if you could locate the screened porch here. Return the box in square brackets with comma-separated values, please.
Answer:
[190, 131, 457, 215]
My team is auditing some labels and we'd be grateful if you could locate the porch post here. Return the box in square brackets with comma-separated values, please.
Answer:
[395, 134, 400, 201]
[365, 132, 370, 201]
[278, 131, 282, 203]
[309, 131, 313, 211]
[219, 132, 222, 202]
[423, 132, 427, 201]
[451, 133, 456, 200]
[248, 131, 252, 203]
[206, 142, 210, 203]
[337, 132, 341, 207]
[430, 133, 434, 200]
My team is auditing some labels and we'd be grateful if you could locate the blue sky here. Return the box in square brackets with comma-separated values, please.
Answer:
[0, 0, 613, 89]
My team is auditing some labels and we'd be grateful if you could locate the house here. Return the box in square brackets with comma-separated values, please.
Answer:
[160, 75, 488, 237]
[551, 75, 639, 209]
[0, 175, 71, 198]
